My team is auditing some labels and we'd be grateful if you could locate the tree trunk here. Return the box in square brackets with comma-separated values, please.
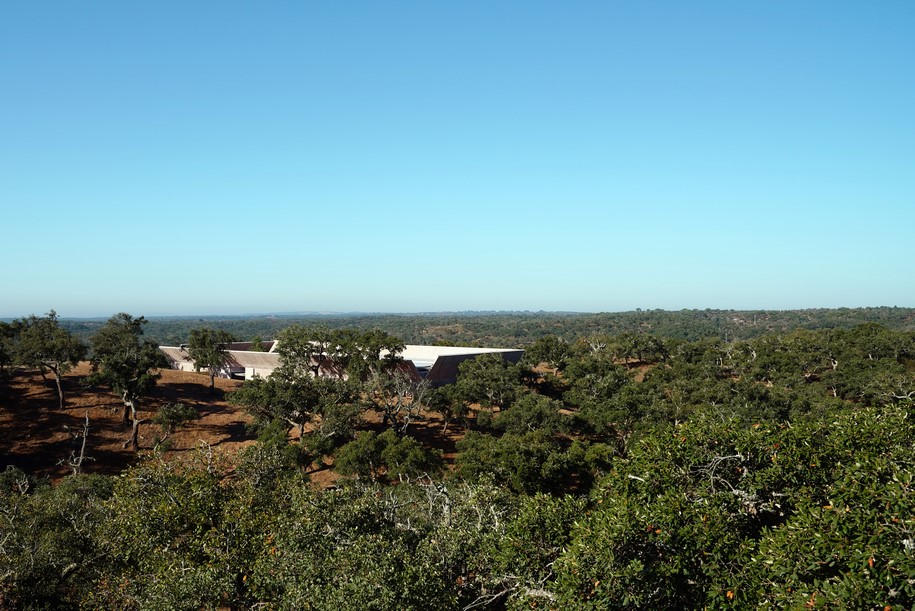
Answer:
[210, 369, 216, 394]
[121, 390, 131, 425]
[123, 399, 141, 450]
[153, 430, 170, 453]
[53, 369, 65, 410]
[72, 411, 90, 475]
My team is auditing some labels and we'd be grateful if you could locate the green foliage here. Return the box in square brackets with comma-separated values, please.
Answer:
[379, 430, 443, 478]
[10, 310, 86, 407]
[425, 384, 469, 432]
[454, 352, 523, 410]
[596, 332, 669, 364]
[335, 429, 442, 480]
[745, 406, 915, 607]
[88, 454, 237, 608]
[58, 307, 915, 347]
[1, 403, 912, 608]
[490, 391, 567, 435]
[230, 373, 357, 444]
[335, 328, 406, 382]
[523, 334, 572, 369]
[245, 479, 515, 609]
[333, 430, 385, 479]
[563, 354, 631, 408]
[186, 326, 235, 389]
[151, 402, 199, 450]
[485, 493, 586, 608]
[4, 316, 915, 608]
[237, 419, 311, 486]
[88, 313, 167, 449]
[88, 313, 165, 404]
[12, 310, 86, 372]
[455, 430, 592, 494]
[0, 473, 112, 608]
[274, 326, 405, 382]
[0, 321, 15, 373]
[153, 401, 198, 434]
[550, 404, 915, 608]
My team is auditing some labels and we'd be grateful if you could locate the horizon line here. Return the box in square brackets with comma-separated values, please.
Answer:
[3, 305, 914, 321]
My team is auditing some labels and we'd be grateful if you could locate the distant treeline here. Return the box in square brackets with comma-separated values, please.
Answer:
[56, 307, 915, 346]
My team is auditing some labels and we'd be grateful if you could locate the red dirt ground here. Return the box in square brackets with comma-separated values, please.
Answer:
[0, 363, 254, 481]
[0, 363, 472, 486]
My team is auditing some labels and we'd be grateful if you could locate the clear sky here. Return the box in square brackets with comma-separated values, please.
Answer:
[2, 1, 913, 317]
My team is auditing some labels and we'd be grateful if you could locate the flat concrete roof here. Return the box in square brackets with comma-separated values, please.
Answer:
[395, 345, 523, 369]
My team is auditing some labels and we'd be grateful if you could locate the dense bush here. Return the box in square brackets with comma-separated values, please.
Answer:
[1, 403, 913, 608]
[335, 429, 443, 481]
[551, 404, 915, 608]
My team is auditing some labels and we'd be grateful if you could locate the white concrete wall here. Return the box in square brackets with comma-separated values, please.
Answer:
[244, 366, 277, 380]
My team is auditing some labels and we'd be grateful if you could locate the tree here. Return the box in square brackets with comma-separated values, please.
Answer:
[334, 328, 405, 382]
[334, 429, 441, 481]
[0, 471, 112, 607]
[187, 327, 235, 393]
[491, 392, 566, 435]
[454, 353, 521, 412]
[523, 335, 572, 370]
[13, 310, 87, 409]
[275, 326, 340, 378]
[562, 353, 630, 408]
[609, 333, 669, 364]
[367, 367, 429, 432]
[455, 431, 589, 494]
[332, 431, 384, 480]
[274, 326, 405, 382]
[426, 384, 469, 433]
[0, 321, 17, 375]
[231, 373, 357, 447]
[549, 404, 915, 609]
[89, 313, 167, 450]
[60, 410, 92, 476]
[152, 402, 199, 449]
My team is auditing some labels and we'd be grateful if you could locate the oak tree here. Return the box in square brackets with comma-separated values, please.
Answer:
[187, 327, 235, 393]
[13, 310, 87, 409]
[89, 313, 166, 449]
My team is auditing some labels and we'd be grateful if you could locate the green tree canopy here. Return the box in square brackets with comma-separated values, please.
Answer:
[231, 372, 358, 449]
[12, 310, 86, 409]
[187, 327, 235, 392]
[89, 313, 166, 449]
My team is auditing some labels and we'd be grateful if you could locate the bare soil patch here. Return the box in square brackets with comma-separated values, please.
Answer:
[1, 364, 473, 486]
[0, 363, 254, 481]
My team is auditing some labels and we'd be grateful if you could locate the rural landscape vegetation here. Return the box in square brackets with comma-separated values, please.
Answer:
[1, 308, 914, 608]
[4, 1, 915, 609]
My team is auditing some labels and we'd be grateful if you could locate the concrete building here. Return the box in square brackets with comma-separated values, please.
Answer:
[159, 341, 523, 386]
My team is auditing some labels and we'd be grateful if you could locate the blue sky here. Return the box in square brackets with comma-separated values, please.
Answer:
[2, 1, 913, 317]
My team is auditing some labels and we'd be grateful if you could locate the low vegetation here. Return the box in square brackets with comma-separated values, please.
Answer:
[1, 312, 913, 608]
